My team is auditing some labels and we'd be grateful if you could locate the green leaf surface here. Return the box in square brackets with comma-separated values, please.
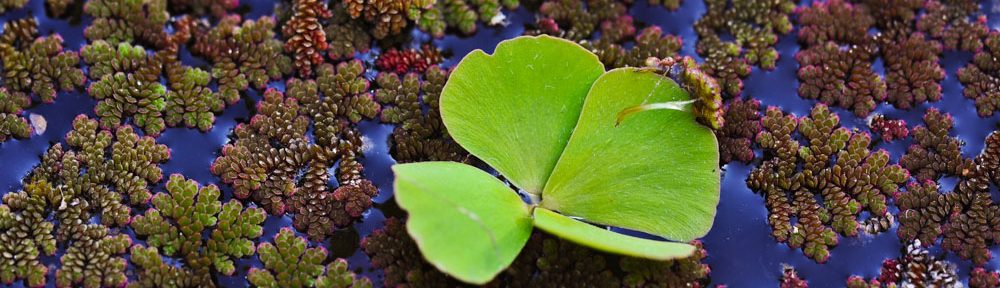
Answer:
[393, 162, 534, 284]
[541, 68, 720, 242]
[532, 208, 696, 260]
[440, 35, 605, 195]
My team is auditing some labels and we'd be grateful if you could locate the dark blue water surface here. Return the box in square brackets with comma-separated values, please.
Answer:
[3, 0, 1000, 287]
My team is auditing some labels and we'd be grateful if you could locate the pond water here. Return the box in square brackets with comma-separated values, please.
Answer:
[1, 0, 1000, 287]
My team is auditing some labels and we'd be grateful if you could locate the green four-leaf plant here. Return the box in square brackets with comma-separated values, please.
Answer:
[392, 35, 721, 284]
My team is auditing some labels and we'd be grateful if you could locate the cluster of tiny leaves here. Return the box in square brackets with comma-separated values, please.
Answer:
[0, 33, 85, 104]
[693, 0, 793, 98]
[1, 114, 165, 287]
[81, 40, 169, 135]
[131, 174, 265, 284]
[248, 228, 370, 288]
[0, 88, 30, 143]
[374, 65, 469, 163]
[747, 104, 908, 262]
[191, 15, 293, 104]
[212, 85, 378, 241]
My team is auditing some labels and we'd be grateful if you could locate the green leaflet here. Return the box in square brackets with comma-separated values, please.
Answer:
[393, 162, 533, 284]
[440, 35, 605, 195]
[541, 69, 720, 242]
[395, 35, 721, 284]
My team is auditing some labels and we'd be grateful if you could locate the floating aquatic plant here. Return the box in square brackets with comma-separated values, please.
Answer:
[376, 45, 444, 75]
[869, 115, 909, 142]
[342, 0, 432, 39]
[413, 0, 520, 38]
[392, 35, 720, 284]
[83, 0, 174, 47]
[747, 104, 908, 262]
[30, 115, 169, 208]
[0, 113, 169, 287]
[780, 266, 809, 288]
[0, 88, 31, 143]
[324, 4, 371, 60]
[131, 175, 265, 284]
[363, 218, 714, 287]
[212, 87, 377, 241]
[899, 108, 973, 181]
[163, 56, 224, 131]
[530, 0, 628, 41]
[898, 131, 1000, 266]
[917, 0, 987, 52]
[587, 20, 684, 69]
[695, 0, 795, 70]
[0, 33, 85, 104]
[283, 0, 332, 78]
[958, 31, 1000, 117]
[374, 65, 468, 163]
[192, 15, 293, 104]
[248, 228, 371, 288]
[81, 40, 169, 136]
[796, 41, 885, 117]
[970, 268, 1000, 288]
[0, 181, 59, 287]
[797, 0, 873, 46]
[716, 97, 761, 164]
[169, 0, 238, 18]
[883, 33, 945, 110]
[55, 224, 130, 288]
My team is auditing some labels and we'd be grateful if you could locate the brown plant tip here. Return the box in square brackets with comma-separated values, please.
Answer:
[900, 108, 973, 181]
[748, 104, 908, 262]
[376, 45, 444, 74]
[717, 98, 761, 164]
[868, 115, 908, 142]
[283, 0, 332, 78]
[958, 32, 1000, 117]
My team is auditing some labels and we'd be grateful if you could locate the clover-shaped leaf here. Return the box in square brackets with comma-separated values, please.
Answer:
[393, 35, 720, 284]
